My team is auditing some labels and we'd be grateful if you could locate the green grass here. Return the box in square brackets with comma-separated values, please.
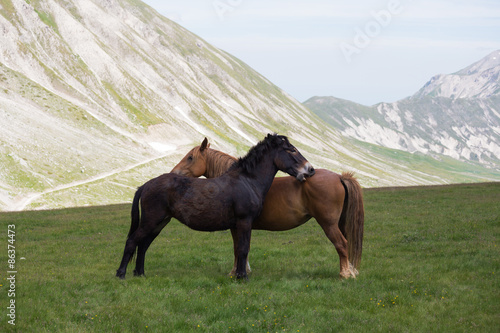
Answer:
[0, 183, 498, 332]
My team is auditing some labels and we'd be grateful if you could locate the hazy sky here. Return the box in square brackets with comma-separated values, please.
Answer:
[142, 0, 500, 106]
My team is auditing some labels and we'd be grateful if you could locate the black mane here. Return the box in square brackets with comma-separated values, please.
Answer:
[231, 134, 289, 175]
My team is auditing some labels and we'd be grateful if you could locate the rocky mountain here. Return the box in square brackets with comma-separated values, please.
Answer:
[0, 0, 498, 211]
[413, 50, 500, 99]
[305, 50, 500, 169]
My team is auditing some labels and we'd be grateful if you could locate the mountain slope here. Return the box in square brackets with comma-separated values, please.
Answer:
[1, 0, 498, 211]
[305, 50, 500, 169]
[413, 50, 500, 99]
[0, 0, 336, 209]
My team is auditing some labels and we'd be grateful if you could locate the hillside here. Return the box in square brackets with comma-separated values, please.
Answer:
[0, 0, 498, 211]
[305, 50, 500, 169]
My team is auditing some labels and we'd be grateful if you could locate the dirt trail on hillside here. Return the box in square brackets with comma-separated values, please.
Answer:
[11, 152, 176, 211]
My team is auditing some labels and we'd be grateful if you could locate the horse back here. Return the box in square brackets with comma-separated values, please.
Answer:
[302, 169, 345, 216]
[252, 169, 345, 230]
[142, 173, 257, 231]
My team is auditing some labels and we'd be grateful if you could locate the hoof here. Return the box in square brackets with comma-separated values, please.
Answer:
[133, 269, 144, 277]
[339, 263, 358, 279]
[339, 272, 356, 279]
[349, 262, 359, 277]
[229, 261, 252, 276]
[116, 271, 126, 279]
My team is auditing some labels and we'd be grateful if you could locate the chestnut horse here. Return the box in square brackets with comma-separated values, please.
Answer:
[171, 138, 364, 278]
[116, 134, 315, 279]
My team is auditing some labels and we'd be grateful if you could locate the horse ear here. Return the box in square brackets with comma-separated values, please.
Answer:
[200, 138, 209, 151]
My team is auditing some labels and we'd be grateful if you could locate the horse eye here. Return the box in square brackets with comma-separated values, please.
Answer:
[187, 156, 193, 162]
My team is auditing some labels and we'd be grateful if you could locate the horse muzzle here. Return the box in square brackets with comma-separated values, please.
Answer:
[171, 168, 191, 177]
[296, 163, 315, 182]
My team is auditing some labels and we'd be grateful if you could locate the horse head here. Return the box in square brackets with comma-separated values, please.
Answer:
[271, 134, 315, 182]
[171, 138, 210, 177]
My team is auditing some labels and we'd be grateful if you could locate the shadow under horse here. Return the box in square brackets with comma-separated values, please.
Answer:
[116, 134, 315, 279]
[171, 138, 364, 279]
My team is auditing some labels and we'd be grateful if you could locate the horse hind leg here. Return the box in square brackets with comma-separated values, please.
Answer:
[349, 262, 359, 277]
[116, 236, 139, 279]
[134, 217, 171, 277]
[317, 219, 356, 279]
[116, 205, 170, 279]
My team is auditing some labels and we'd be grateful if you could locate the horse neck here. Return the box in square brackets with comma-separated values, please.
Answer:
[236, 150, 279, 196]
[204, 148, 238, 178]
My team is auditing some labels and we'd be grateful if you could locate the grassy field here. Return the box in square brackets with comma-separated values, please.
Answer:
[0, 182, 499, 332]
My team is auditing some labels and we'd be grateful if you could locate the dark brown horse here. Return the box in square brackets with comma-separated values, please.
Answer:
[116, 134, 315, 279]
[171, 138, 364, 278]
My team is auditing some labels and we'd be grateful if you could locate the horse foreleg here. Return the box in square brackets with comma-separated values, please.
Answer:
[229, 228, 252, 276]
[318, 220, 355, 279]
[230, 228, 238, 276]
[234, 220, 252, 279]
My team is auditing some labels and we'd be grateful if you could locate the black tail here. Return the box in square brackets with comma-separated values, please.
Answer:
[128, 185, 144, 262]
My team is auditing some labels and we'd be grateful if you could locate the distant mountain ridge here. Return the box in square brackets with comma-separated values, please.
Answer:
[305, 50, 500, 168]
[413, 50, 500, 99]
[0, 0, 498, 211]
